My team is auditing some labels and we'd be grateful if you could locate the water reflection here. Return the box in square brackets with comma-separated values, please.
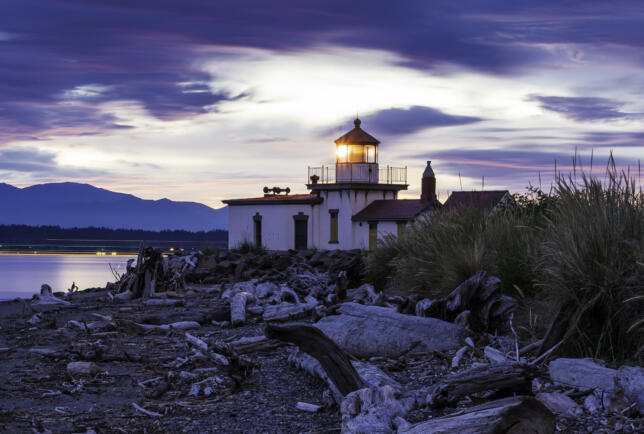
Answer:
[0, 255, 135, 300]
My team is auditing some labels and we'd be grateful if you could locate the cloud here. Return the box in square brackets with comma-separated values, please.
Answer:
[529, 95, 642, 122]
[2, 0, 644, 145]
[357, 106, 483, 136]
[0, 147, 106, 177]
[408, 147, 639, 185]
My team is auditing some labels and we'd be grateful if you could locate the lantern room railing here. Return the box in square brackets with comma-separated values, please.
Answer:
[308, 164, 407, 185]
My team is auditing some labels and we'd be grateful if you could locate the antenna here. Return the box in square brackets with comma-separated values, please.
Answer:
[482, 176, 485, 191]
[538, 171, 542, 189]
[459, 171, 463, 190]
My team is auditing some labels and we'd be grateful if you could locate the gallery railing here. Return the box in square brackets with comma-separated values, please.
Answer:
[307, 164, 407, 185]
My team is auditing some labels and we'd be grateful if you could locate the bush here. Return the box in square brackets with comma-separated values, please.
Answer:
[232, 240, 266, 255]
[367, 204, 538, 298]
[537, 167, 644, 361]
[365, 157, 644, 363]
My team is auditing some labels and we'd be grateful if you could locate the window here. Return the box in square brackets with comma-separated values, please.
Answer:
[329, 209, 339, 243]
[365, 145, 376, 163]
[397, 221, 406, 238]
[253, 213, 262, 247]
[368, 222, 378, 250]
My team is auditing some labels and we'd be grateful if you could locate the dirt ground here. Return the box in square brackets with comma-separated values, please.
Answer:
[0, 289, 341, 433]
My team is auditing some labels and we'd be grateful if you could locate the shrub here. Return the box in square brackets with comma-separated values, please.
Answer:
[232, 239, 267, 255]
[536, 167, 644, 361]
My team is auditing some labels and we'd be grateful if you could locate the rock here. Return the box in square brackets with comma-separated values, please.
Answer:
[549, 358, 617, 392]
[67, 361, 99, 377]
[536, 392, 583, 416]
[314, 303, 469, 358]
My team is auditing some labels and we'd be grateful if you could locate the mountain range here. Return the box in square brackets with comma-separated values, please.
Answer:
[0, 182, 228, 231]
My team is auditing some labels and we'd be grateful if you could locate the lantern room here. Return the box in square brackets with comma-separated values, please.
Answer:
[334, 118, 380, 183]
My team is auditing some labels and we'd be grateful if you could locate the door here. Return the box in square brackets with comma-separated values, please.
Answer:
[293, 213, 308, 250]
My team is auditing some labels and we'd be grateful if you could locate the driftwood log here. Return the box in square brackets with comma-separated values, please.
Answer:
[314, 302, 468, 358]
[425, 362, 539, 407]
[537, 300, 576, 356]
[265, 323, 365, 396]
[402, 396, 555, 434]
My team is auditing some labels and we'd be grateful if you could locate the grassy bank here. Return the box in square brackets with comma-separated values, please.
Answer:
[366, 162, 644, 363]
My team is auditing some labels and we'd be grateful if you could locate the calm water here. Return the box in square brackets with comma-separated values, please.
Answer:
[0, 254, 135, 300]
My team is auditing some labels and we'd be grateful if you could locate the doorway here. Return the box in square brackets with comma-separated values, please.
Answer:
[293, 212, 308, 250]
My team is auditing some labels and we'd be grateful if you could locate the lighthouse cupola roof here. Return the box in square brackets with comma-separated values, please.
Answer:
[334, 118, 380, 146]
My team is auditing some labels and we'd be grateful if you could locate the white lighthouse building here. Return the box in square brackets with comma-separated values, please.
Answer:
[223, 119, 440, 250]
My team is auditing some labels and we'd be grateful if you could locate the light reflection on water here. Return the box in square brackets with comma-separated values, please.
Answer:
[0, 254, 135, 300]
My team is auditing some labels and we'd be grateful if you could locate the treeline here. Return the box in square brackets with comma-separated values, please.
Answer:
[0, 225, 228, 242]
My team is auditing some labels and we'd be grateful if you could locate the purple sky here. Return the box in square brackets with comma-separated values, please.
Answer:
[1, 0, 642, 206]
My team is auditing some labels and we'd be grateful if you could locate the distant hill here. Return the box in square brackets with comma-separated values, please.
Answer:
[0, 182, 228, 231]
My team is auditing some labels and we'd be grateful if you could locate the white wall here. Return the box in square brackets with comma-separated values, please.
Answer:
[316, 188, 397, 250]
[227, 188, 400, 250]
[227, 203, 318, 250]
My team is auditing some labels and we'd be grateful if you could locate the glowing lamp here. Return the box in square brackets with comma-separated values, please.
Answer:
[336, 144, 348, 161]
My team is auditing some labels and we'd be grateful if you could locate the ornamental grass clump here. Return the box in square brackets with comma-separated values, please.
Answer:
[537, 166, 644, 361]
[366, 204, 538, 297]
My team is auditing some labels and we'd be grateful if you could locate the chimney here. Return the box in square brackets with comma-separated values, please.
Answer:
[421, 161, 437, 203]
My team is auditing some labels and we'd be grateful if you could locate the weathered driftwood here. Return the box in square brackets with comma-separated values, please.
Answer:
[445, 270, 517, 333]
[296, 402, 322, 412]
[117, 319, 200, 334]
[139, 305, 230, 325]
[289, 349, 401, 403]
[425, 362, 538, 407]
[341, 385, 408, 433]
[32, 284, 71, 310]
[230, 292, 250, 326]
[549, 358, 617, 392]
[223, 335, 285, 355]
[143, 298, 184, 307]
[265, 323, 365, 396]
[401, 396, 555, 434]
[262, 297, 318, 322]
[537, 300, 576, 356]
[536, 392, 582, 416]
[314, 302, 468, 358]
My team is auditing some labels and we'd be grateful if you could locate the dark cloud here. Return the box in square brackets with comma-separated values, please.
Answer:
[1, 1, 643, 143]
[529, 95, 642, 122]
[408, 147, 640, 184]
[360, 106, 482, 136]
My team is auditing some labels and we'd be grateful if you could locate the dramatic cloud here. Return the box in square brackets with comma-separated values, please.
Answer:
[358, 106, 482, 136]
[1, 1, 643, 206]
[530, 95, 643, 122]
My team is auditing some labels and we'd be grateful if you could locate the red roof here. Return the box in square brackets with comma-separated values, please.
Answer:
[334, 118, 380, 145]
[352, 199, 436, 221]
[442, 190, 510, 212]
[223, 194, 322, 206]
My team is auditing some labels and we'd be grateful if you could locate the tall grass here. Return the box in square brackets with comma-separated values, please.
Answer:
[537, 167, 643, 361]
[366, 203, 538, 297]
[365, 158, 644, 362]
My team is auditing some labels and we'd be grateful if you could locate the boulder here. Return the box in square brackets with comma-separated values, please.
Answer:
[314, 303, 469, 358]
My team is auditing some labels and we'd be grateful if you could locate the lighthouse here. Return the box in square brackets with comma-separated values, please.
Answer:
[224, 119, 440, 250]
